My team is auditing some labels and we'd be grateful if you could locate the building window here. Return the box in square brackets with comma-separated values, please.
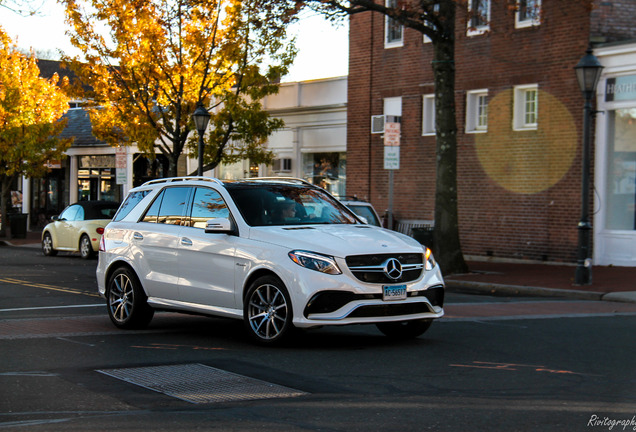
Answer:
[385, 0, 403, 48]
[466, 90, 488, 133]
[303, 152, 346, 197]
[606, 108, 636, 230]
[422, 94, 435, 136]
[513, 84, 538, 131]
[467, 0, 490, 36]
[515, 0, 541, 28]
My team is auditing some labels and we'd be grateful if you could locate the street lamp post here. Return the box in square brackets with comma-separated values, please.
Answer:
[192, 102, 211, 176]
[573, 47, 604, 285]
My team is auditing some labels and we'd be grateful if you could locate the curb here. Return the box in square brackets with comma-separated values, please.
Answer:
[445, 280, 605, 301]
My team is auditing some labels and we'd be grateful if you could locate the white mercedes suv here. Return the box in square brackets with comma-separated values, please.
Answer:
[96, 177, 444, 344]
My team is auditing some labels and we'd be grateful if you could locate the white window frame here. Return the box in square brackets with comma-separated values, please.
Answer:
[513, 84, 539, 131]
[467, 0, 491, 36]
[422, 94, 436, 136]
[466, 89, 488, 134]
[384, 96, 402, 119]
[515, 0, 541, 28]
[385, 0, 404, 48]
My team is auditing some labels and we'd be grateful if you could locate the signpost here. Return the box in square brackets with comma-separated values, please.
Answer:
[116, 146, 127, 185]
[383, 116, 400, 229]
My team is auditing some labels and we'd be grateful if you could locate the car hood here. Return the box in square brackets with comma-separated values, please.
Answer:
[248, 224, 422, 257]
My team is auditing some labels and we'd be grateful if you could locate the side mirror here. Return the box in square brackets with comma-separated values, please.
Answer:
[358, 215, 369, 224]
[204, 218, 233, 234]
[51, 215, 60, 222]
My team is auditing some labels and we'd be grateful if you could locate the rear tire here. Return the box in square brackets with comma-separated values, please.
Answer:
[244, 275, 294, 345]
[42, 232, 57, 256]
[376, 319, 432, 339]
[106, 267, 154, 329]
[79, 234, 94, 259]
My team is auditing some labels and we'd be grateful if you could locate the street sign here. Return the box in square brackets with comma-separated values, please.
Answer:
[116, 146, 127, 185]
[384, 146, 400, 170]
[384, 121, 401, 147]
[384, 119, 400, 170]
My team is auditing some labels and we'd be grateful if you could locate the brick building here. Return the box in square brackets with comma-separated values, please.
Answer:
[346, 0, 636, 265]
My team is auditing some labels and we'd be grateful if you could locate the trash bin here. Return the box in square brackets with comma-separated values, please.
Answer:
[9, 213, 28, 239]
[412, 227, 434, 249]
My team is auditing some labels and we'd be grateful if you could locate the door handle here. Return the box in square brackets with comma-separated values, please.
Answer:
[133, 232, 143, 241]
[180, 237, 193, 246]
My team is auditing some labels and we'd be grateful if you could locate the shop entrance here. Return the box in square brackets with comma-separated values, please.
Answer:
[78, 155, 121, 203]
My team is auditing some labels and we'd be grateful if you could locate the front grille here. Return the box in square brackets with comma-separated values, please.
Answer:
[303, 285, 444, 317]
[345, 253, 424, 284]
[348, 302, 432, 318]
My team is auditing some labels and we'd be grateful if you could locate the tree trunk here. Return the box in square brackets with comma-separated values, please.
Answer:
[0, 176, 11, 238]
[431, 5, 468, 275]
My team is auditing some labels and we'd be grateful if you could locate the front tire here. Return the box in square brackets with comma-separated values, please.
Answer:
[376, 319, 432, 340]
[244, 275, 294, 345]
[42, 232, 57, 256]
[107, 267, 154, 329]
[79, 234, 94, 259]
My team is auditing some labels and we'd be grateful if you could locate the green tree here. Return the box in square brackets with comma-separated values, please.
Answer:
[62, 0, 297, 177]
[0, 27, 72, 237]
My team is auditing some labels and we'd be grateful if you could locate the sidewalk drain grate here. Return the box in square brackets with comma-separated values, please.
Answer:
[97, 363, 307, 404]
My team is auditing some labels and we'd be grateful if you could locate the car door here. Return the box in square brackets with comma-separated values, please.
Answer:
[56, 205, 80, 249]
[177, 186, 237, 310]
[132, 186, 192, 301]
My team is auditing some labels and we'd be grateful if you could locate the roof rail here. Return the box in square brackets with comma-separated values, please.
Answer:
[242, 177, 312, 186]
[141, 176, 225, 187]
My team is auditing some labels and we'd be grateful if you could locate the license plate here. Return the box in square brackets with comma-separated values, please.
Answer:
[383, 285, 407, 301]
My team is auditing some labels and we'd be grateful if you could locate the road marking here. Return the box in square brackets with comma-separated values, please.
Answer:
[0, 304, 103, 312]
[0, 277, 99, 298]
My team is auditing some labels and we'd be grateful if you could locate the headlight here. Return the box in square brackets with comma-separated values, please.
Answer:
[424, 247, 437, 271]
[289, 250, 342, 275]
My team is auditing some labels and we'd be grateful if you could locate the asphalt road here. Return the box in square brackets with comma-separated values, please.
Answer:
[1, 245, 635, 431]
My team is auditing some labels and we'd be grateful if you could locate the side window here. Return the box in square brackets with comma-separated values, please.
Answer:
[76, 206, 85, 221]
[157, 187, 191, 225]
[190, 187, 230, 229]
[59, 205, 80, 221]
[113, 190, 150, 222]
[142, 192, 163, 223]
[142, 187, 191, 225]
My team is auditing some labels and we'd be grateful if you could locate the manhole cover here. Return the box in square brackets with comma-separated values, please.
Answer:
[97, 363, 307, 404]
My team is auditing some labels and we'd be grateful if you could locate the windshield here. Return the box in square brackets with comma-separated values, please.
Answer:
[227, 183, 359, 227]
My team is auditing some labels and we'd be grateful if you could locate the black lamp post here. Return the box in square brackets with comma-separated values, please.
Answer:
[192, 102, 211, 176]
[573, 47, 603, 285]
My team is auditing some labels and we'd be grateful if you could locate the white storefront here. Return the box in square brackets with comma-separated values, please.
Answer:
[594, 41, 636, 266]
[210, 77, 348, 197]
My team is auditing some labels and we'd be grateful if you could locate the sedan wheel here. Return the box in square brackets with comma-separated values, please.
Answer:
[107, 267, 154, 329]
[244, 276, 293, 344]
[79, 235, 94, 259]
[41, 232, 57, 256]
[376, 319, 432, 340]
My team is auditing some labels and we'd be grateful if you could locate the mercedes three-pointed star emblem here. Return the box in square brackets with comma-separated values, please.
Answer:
[383, 258, 403, 280]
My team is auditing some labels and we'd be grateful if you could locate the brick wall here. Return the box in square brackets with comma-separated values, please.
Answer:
[347, 0, 635, 263]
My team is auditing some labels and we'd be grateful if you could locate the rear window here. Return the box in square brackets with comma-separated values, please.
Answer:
[112, 190, 150, 222]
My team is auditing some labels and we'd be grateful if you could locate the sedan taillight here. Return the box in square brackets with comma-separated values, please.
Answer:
[96, 227, 105, 235]
[99, 235, 106, 252]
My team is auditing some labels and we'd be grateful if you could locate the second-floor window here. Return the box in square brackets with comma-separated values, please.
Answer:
[422, 94, 435, 136]
[385, 0, 404, 48]
[516, 0, 541, 28]
[468, 0, 490, 36]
